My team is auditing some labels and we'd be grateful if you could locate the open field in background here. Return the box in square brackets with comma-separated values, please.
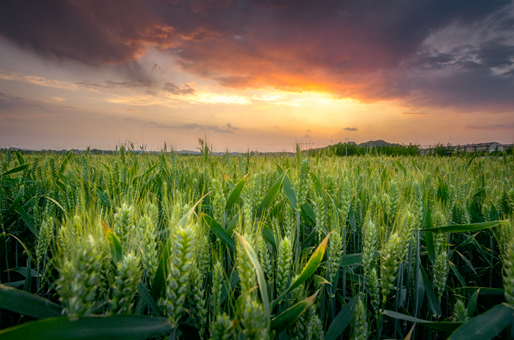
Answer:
[0, 147, 513, 340]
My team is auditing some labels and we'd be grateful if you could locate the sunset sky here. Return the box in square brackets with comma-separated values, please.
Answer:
[1, 0, 513, 152]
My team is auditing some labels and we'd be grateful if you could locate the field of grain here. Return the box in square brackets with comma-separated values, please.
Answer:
[0, 147, 513, 339]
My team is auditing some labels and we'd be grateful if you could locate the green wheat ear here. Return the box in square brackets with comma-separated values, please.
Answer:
[165, 225, 195, 328]
[503, 237, 514, 305]
[289, 282, 312, 340]
[210, 313, 234, 340]
[363, 220, 377, 280]
[188, 265, 207, 339]
[353, 296, 369, 340]
[241, 299, 268, 340]
[380, 233, 405, 303]
[452, 299, 469, 322]
[326, 231, 342, 289]
[433, 249, 449, 301]
[211, 178, 227, 224]
[236, 233, 256, 294]
[57, 235, 103, 317]
[508, 189, 514, 210]
[341, 179, 351, 223]
[258, 236, 272, 279]
[432, 211, 449, 302]
[315, 193, 326, 242]
[276, 236, 293, 297]
[36, 214, 54, 265]
[311, 312, 325, 340]
[497, 220, 514, 257]
[140, 203, 158, 282]
[297, 159, 310, 208]
[210, 260, 224, 323]
[109, 252, 141, 315]
[113, 203, 135, 248]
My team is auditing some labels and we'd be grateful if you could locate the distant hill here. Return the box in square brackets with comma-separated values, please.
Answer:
[357, 140, 398, 147]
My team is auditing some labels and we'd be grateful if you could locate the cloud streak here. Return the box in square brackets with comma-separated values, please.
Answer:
[125, 117, 239, 134]
[467, 123, 514, 130]
[402, 111, 429, 115]
[0, 70, 79, 91]
[78, 80, 151, 90]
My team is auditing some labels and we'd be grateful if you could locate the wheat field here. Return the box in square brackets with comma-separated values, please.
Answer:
[0, 146, 513, 340]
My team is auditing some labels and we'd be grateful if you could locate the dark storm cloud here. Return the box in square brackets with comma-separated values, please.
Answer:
[476, 39, 514, 68]
[395, 45, 514, 110]
[376, 31, 514, 110]
[1, 0, 513, 110]
[410, 51, 455, 70]
[0, 0, 150, 65]
[0, 0, 160, 83]
[414, 71, 514, 109]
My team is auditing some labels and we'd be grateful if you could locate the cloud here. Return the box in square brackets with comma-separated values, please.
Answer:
[215, 76, 254, 88]
[181, 123, 235, 133]
[402, 111, 429, 115]
[78, 80, 151, 90]
[398, 68, 514, 110]
[162, 82, 196, 95]
[387, 33, 514, 111]
[476, 38, 514, 68]
[343, 127, 358, 131]
[0, 92, 75, 114]
[0, 1, 147, 66]
[125, 117, 237, 134]
[467, 123, 514, 130]
[0, 92, 39, 111]
[0, 70, 79, 91]
[1, 1, 513, 111]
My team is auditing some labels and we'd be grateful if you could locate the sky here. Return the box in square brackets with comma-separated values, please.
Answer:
[0, 0, 514, 152]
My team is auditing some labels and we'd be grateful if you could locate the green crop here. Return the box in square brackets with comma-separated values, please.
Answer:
[0, 147, 513, 339]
